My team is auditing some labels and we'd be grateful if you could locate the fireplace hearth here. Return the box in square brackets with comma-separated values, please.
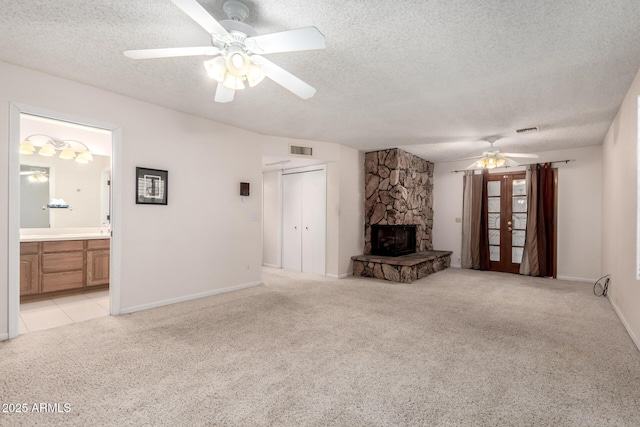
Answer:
[371, 225, 416, 257]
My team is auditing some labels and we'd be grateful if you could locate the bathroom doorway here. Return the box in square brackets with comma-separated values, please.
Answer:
[9, 105, 121, 338]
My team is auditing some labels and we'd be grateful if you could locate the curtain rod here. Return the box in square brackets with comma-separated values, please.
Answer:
[451, 159, 576, 173]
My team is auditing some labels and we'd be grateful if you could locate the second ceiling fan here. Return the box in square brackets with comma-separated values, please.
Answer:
[461, 137, 539, 170]
[124, 0, 326, 103]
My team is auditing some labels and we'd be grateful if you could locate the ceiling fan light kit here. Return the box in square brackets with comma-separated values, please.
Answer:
[462, 137, 539, 170]
[124, 0, 326, 103]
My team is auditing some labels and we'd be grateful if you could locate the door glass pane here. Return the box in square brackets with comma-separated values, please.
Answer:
[512, 230, 526, 247]
[512, 196, 527, 212]
[512, 213, 527, 230]
[488, 213, 500, 229]
[512, 247, 524, 264]
[513, 179, 526, 196]
[489, 229, 500, 245]
[490, 246, 500, 261]
[488, 197, 500, 213]
[487, 181, 500, 197]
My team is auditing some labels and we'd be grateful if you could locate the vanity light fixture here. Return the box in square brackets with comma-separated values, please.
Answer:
[20, 134, 94, 163]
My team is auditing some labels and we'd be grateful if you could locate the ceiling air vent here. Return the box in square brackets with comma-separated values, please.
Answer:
[516, 126, 539, 134]
[289, 145, 313, 156]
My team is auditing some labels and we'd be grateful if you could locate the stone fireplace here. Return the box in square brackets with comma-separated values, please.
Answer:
[364, 148, 434, 254]
[371, 224, 416, 257]
[353, 148, 452, 283]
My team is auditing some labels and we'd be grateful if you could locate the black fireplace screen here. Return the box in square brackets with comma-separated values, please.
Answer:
[371, 225, 416, 257]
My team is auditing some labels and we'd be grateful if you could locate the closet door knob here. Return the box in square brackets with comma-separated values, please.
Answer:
[306, 226, 309, 230]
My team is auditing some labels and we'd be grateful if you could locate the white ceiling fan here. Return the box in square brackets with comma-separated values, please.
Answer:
[123, 0, 326, 103]
[460, 137, 539, 170]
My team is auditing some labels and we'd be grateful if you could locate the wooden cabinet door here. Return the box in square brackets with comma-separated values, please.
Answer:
[87, 250, 110, 286]
[20, 254, 40, 295]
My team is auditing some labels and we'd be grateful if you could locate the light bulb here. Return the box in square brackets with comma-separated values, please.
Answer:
[246, 63, 265, 87]
[76, 151, 93, 163]
[20, 140, 35, 155]
[204, 56, 226, 82]
[225, 47, 250, 77]
[222, 72, 245, 90]
[38, 143, 56, 157]
[59, 146, 76, 159]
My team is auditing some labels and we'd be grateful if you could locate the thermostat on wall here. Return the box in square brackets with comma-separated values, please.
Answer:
[240, 182, 250, 196]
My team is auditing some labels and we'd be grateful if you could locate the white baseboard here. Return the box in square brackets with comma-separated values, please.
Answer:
[120, 281, 262, 315]
[608, 294, 640, 353]
[326, 273, 349, 279]
[0, 333, 9, 342]
[262, 263, 280, 268]
[556, 276, 596, 283]
[450, 264, 461, 269]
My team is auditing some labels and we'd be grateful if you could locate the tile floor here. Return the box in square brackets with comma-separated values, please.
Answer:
[20, 290, 109, 334]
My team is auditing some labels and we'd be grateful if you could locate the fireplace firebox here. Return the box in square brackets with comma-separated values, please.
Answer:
[370, 225, 416, 257]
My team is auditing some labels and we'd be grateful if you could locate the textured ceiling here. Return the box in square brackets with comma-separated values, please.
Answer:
[2, 0, 640, 162]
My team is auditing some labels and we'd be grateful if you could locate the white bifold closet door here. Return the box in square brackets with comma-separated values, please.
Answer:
[282, 169, 326, 275]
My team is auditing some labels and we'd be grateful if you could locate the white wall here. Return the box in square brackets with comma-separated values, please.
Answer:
[338, 145, 365, 276]
[433, 145, 602, 281]
[602, 65, 640, 349]
[262, 170, 281, 268]
[0, 61, 269, 336]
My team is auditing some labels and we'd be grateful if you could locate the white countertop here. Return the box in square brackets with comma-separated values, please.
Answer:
[20, 234, 110, 242]
[20, 227, 110, 242]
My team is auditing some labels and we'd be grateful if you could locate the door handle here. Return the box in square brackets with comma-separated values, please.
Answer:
[306, 226, 309, 231]
[508, 227, 513, 232]
[507, 220, 512, 226]
[294, 226, 297, 230]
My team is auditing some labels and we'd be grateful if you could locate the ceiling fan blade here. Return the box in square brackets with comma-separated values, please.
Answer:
[254, 56, 316, 99]
[214, 82, 235, 103]
[171, 0, 230, 38]
[246, 27, 326, 54]
[503, 153, 539, 159]
[466, 161, 479, 170]
[503, 157, 521, 168]
[124, 46, 220, 59]
[452, 156, 482, 161]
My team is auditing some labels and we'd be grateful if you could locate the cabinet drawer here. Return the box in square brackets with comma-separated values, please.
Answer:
[42, 271, 84, 292]
[20, 242, 39, 255]
[42, 252, 84, 273]
[43, 240, 84, 253]
[87, 239, 110, 250]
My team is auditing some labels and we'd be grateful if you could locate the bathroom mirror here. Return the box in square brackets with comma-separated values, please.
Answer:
[20, 153, 111, 228]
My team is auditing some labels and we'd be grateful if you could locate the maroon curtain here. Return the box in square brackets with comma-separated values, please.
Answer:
[527, 163, 555, 277]
[470, 170, 490, 270]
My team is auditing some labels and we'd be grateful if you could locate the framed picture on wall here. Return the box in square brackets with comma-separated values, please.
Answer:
[136, 167, 168, 205]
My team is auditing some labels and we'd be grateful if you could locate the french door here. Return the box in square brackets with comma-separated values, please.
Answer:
[486, 172, 527, 273]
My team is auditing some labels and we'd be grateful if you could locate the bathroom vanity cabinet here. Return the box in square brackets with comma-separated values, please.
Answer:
[19, 238, 110, 299]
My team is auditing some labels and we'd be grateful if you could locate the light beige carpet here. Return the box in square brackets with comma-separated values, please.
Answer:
[1, 268, 639, 426]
